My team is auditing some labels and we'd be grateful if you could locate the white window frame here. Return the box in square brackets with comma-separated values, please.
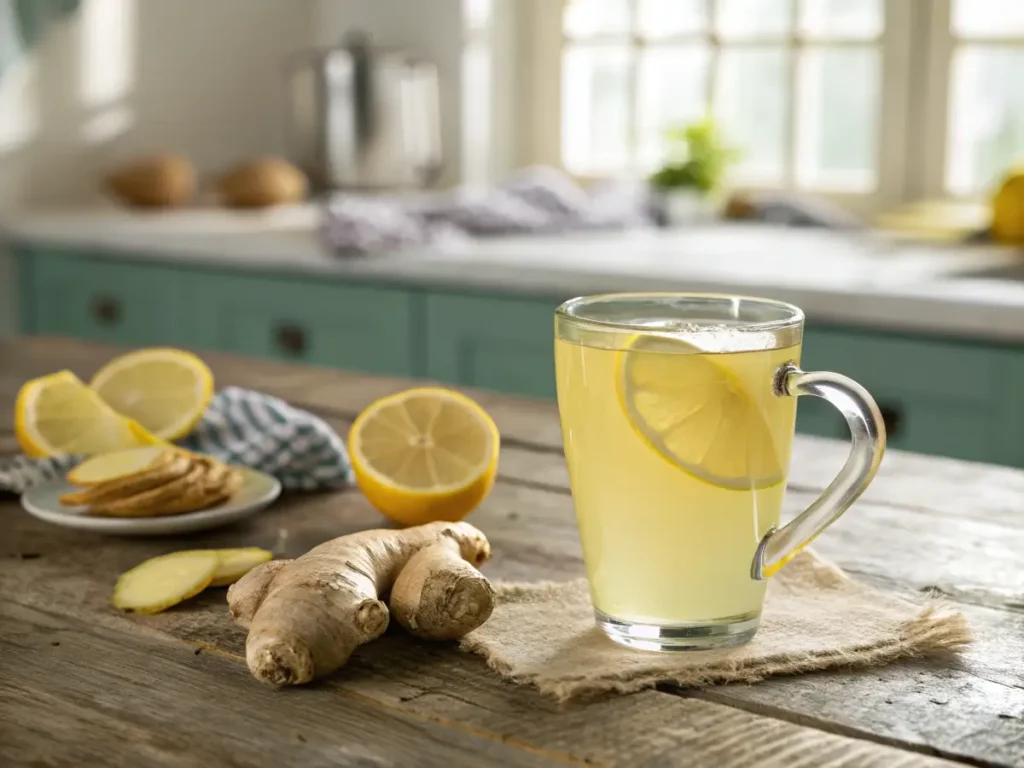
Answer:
[517, 0, 1023, 216]
[917, 0, 1024, 200]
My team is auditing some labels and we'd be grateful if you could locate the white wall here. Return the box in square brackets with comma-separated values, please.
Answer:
[0, 0, 317, 212]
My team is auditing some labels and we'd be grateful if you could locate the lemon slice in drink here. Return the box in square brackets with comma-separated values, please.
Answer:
[15, 371, 161, 458]
[90, 348, 213, 441]
[617, 335, 783, 490]
[349, 387, 500, 526]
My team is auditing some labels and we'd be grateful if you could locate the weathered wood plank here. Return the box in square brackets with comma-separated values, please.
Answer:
[0, 601, 566, 768]
[1, 572, 962, 768]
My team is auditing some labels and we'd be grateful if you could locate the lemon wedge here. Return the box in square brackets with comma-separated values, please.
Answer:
[15, 371, 161, 458]
[349, 387, 500, 526]
[90, 348, 214, 441]
[617, 335, 783, 490]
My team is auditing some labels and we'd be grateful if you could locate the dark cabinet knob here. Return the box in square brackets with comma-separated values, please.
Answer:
[275, 323, 307, 357]
[878, 403, 904, 438]
[91, 296, 122, 326]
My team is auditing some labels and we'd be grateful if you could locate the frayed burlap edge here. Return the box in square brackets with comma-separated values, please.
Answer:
[458, 582, 973, 702]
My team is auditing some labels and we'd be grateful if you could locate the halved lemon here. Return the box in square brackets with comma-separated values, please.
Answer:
[617, 335, 783, 490]
[90, 348, 214, 441]
[15, 371, 162, 458]
[349, 387, 500, 526]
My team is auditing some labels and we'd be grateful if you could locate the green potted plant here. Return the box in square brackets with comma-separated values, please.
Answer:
[649, 118, 740, 226]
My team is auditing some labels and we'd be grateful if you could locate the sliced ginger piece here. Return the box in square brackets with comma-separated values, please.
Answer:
[112, 551, 220, 614]
[210, 548, 274, 587]
[67, 446, 171, 486]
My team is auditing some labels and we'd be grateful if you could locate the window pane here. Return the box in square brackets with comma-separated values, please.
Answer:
[800, 0, 881, 39]
[562, 46, 632, 173]
[564, 0, 631, 38]
[796, 47, 878, 191]
[947, 47, 1024, 194]
[637, 46, 710, 169]
[716, 48, 788, 183]
[953, 0, 1024, 37]
[637, 0, 705, 38]
[717, 0, 791, 39]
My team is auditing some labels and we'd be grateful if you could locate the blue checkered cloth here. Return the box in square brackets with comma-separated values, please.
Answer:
[0, 387, 354, 494]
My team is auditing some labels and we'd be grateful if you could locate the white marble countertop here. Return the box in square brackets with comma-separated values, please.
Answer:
[5, 204, 1024, 343]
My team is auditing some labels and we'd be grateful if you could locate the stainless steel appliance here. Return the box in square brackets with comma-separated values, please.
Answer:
[284, 32, 443, 191]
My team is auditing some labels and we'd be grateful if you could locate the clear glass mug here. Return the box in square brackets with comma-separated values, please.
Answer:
[554, 293, 886, 651]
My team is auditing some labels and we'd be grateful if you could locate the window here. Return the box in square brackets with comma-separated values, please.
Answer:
[927, 0, 1024, 196]
[523, 0, 1024, 213]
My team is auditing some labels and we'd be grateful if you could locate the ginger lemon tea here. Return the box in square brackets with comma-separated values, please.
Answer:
[554, 295, 885, 650]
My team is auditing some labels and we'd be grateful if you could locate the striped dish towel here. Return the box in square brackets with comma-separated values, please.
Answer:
[0, 387, 354, 494]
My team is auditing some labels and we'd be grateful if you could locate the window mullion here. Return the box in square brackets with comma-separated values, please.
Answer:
[921, 0, 954, 199]
[628, 0, 640, 168]
[786, 0, 801, 189]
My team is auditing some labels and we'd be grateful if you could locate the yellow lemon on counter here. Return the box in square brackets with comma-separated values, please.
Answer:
[15, 371, 162, 458]
[993, 164, 1024, 245]
[348, 387, 500, 526]
[90, 348, 214, 441]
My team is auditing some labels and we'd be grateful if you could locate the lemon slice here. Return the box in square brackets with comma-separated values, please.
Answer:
[15, 371, 162, 458]
[90, 348, 214, 441]
[617, 336, 783, 490]
[349, 387, 500, 526]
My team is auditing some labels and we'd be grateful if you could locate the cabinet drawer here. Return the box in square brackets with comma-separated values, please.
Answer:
[795, 393, 994, 462]
[194, 273, 419, 377]
[801, 326, 996, 403]
[798, 326, 1006, 463]
[21, 251, 190, 347]
[425, 293, 563, 399]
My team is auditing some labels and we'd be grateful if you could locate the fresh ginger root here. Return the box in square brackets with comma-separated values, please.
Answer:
[389, 539, 495, 639]
[226, 521, 492, 686]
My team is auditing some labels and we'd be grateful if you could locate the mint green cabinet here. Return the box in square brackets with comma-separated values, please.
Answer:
[798, 325, 1008, 464]
[20, 251, 193, 347]
[191, 271, 421, 378]
[424, 293, 564, 399]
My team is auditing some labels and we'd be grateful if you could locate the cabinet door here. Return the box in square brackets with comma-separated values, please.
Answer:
[425, 293, 563, 399]
[192, 271, 419, 378]
[20, 250, 191, 347]
[798, 325, 1002, 464]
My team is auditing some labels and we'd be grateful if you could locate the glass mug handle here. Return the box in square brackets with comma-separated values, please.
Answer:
[751, 363, 887, 580]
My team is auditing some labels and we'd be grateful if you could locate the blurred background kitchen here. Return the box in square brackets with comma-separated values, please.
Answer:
[2, 0, 1024, 468]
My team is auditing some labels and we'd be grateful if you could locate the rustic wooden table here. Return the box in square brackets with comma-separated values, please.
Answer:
[1, 338, 1022, 768]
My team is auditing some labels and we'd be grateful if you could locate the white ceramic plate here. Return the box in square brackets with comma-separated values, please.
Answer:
[20, 467, 282, 536]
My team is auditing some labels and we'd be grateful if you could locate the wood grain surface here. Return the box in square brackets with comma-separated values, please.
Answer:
[1, 337, 1021, 768]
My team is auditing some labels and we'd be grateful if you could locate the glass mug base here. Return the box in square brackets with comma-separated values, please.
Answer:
[595, 609, 761, 652]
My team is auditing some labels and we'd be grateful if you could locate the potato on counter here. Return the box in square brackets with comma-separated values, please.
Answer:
[216, 157, 308, 209]
[105, 153, 197, 209]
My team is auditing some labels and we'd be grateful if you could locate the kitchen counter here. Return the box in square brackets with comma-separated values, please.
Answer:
[5, 204, 1024, 342]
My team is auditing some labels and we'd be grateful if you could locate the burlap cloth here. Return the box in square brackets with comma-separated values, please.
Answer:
[459, 552, 971, 701]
